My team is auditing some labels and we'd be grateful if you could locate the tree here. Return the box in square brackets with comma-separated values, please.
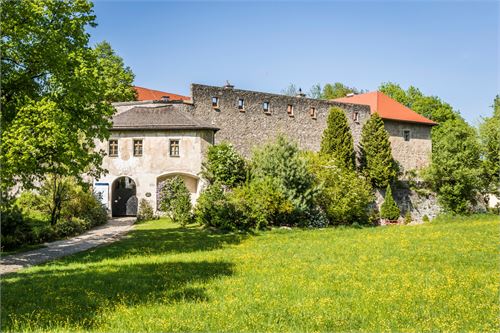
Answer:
[160, 177, 192, 226]
[0, 1, 135, 204]
[479, 95, 500, 196]
[200, 142, 246, 188]
[281, 83, 299, 96]
[359, 113, 398, 188]
[321, 82, 361, 99]
[320, 107, 355, 170]
[308, 83, 322, 99]
[423, 119, 482, 214]
[380, 185, 400, 220]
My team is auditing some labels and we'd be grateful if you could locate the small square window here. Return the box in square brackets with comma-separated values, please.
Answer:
[211, 97, 219, 108]
[287, 104, 294, 117]
[169, 139, 180, 157]
[353, 112, 359, 123]
[310, 107, 317, 119]
[109, 139, 118, 157]
[403, 130, 411, 142]
[238, 98, 245, 110]
[263, 101, 270, 113]
[133, 139, 143, 157]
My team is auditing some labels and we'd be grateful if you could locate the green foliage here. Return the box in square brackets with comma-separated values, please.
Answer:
[281, 83, 299, 96]
[404, 211, 412, 225]
[320, 107, 355, 170]
[307, 153, 373, 225]
[423, 119, 482, 214]
[250, 136, 318, 225]
[137, 199, 157, 223]
[194, 184, 236, 231]
[308, 83, 322, 99]
[321, 82, 361, 99]
[0, 205, 34, 250]
[201, 142, 246, 187]
[53, 217, 90, 239]
[479, 95, 500, 195]
[380, 185, 400, 220]
[0, 0, 135, 200]
[160, 177, 193, 226]
[422, 215, 430, 223]
[359, 113, 398, 188]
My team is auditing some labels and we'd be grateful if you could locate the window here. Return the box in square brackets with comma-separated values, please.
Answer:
[133, 139, 143, 156]
[287, 104, 294, 117]
[310, 107, 317, 119]
[353, 112, 359, 123]
[403, 130, 411, 142]
[238, 98, 245, 111]
[263, 101, 270, 113]
[169, 139, 180, 157]
[211, 97, 219, 108]
[109, 139, 118, 157]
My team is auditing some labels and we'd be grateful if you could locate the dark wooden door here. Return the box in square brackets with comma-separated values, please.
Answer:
[112, 177, 137, 216]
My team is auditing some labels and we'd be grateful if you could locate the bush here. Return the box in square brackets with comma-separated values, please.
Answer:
[160, 176, 193, 226]
[63, 186, 107, 227]
[137, 199, 157, 222]
[201, 142, 247, 187]
[54, 217, 90, 238]
[0, 205, 34, 250]
[307, 153, 374, 225]
[404, 211, 412, 224]
[380, 185, 400, 220]
[194, 184, 237, 231]
[422, 215, 430, 223]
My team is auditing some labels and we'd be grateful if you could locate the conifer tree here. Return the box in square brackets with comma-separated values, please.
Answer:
[359, 113, 398, 188]
[320, 107, 355, 169]
[380, 185, 400, 220]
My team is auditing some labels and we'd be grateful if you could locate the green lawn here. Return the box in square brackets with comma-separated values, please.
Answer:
[2, 215, 499, 332]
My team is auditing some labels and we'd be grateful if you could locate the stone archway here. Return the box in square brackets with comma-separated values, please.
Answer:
[156, 173, 199, 210]
[112, 176, 138, 217]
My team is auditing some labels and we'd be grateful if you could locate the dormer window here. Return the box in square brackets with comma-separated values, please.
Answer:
[211, 97, 219, 108]
[287, 104, 294, 117]
[310, 107, 317, 119]
[353, 112, 359, 123]
[263, 101, 270, 113]
[238, 98, 245, 111]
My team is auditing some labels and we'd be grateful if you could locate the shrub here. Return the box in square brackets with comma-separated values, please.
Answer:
[250, 136, 319, 225]
[0, 205, 34, 250]
[404, 211, 412, 224]
[307, 153, 374, 225]
[201, 142, 247, 187]
[63, 186, 107, 227]
[160, 176, 193, 226]
[380, 185, 400, 220]
[137, 199, 156, 222]
[54, 217, 90, 238]
[194, 184, 237, 231]
[422, 215, 430, 223]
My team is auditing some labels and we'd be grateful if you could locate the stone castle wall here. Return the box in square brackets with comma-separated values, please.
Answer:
[189, 84, 372, 157]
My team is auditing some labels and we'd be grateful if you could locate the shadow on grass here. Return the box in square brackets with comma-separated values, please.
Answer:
[2, 260, 234, 330]
[1, 223, 244, 331]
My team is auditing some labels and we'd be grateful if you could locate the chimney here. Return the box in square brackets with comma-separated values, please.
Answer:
[296, 88, 306, 98]
[223, 80, 234, 90]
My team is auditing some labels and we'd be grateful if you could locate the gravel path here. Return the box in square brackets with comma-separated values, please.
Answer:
[0, 217, 135, 275]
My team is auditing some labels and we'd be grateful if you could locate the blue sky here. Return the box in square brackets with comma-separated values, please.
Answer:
[90, 1, 499, 124]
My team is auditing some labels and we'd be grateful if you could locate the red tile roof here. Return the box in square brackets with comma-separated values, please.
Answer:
[333, 91, 437, 125]
[134, 86, 190, 101]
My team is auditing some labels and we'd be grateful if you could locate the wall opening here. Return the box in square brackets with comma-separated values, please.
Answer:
[111, 176, 137, 217]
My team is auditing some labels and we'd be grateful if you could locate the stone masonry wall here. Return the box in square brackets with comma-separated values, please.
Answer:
[384, 120, 433, 172]
[189, 84, 372, 157]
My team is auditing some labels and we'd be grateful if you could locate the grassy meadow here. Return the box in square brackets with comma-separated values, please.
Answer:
[1, 215, 499, 332]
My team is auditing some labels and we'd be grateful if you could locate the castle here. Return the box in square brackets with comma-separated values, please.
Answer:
[93, 83, 436, 217]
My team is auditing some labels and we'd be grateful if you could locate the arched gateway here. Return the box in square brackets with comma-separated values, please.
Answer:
[112, 176, 138, 217]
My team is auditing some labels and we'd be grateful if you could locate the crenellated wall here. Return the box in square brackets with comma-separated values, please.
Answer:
[189, 84, 372, 157]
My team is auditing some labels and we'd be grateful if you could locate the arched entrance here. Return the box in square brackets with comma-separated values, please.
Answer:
[112, 176, 138, 217]
[156, 173, 199, 210]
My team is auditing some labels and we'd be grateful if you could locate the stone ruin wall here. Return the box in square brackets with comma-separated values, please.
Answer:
[188, 84, 372, 157]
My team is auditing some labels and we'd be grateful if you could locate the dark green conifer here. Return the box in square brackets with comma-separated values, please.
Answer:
[380, 185, 400, 220]
[359, 113, 398, 188]
[320, 107, 355, 169]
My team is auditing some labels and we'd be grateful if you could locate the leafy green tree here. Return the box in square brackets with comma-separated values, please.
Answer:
[321, 82, 360, 99]
[251, 136, 318, 225]
[308, 83, 322, 99]
[423, 119, 482, 213]
[307, 153, 373, 225]
[320, 107, 355, 170]
[93, 41, 136, 102]
[380, 185, 400, 220]
[0, 0, 135, 204]
[479, 95, 500, 195]
[200, 142, 246, 188]
[359, 113, 398, 188]
[160, 177, 192, 226]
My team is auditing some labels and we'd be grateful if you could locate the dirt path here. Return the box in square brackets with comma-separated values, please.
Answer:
[0, 217, 135, 275]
